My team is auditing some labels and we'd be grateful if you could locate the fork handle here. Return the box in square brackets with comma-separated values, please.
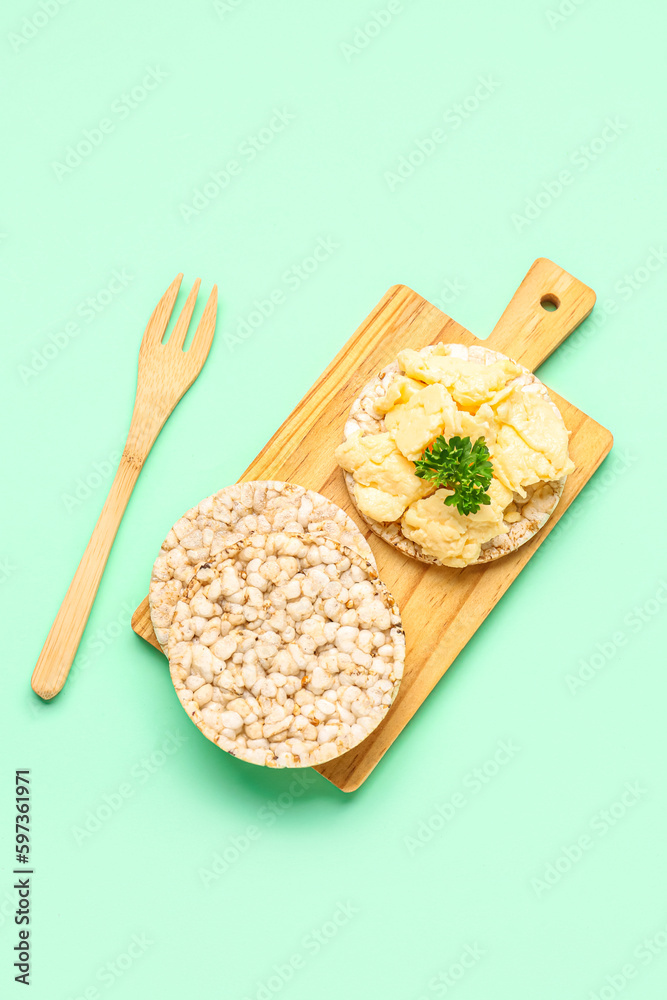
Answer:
[31, 449, 145, 699]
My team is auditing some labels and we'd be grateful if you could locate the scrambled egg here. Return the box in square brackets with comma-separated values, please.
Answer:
[384, 383, 459, 460]
[402, 480, 513, 568]
[383, 384, 499, 461]
[335, 431, 432, 522]
[375, 376, 423, 414]
[337, 348, 575, 566]
[397, 347, 522, 409]
[491, 388, 574, 495]
[458, 403, 498, 450]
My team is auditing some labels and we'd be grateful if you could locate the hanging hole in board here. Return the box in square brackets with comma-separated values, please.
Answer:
[540, 293, 560, 312]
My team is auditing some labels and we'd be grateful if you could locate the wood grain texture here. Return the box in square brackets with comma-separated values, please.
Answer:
[32, 276, 217, 700]
[131, 259, 612, 791]
[488, 257, 596, 369]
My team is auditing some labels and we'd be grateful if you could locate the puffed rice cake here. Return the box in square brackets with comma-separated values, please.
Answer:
[150, 480, 375, 650]
[167, 531, 404, 768]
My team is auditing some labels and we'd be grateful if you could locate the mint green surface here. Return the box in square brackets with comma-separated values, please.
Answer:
[3, 1, 667, 997]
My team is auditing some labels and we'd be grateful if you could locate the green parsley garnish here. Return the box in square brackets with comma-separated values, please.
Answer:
[414, 435, 493, 516]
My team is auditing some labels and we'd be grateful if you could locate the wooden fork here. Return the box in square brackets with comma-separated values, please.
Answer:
[31, 274, 217, 700]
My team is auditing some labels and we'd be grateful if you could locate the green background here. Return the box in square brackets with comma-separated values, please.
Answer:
[2, 0, 667, 997]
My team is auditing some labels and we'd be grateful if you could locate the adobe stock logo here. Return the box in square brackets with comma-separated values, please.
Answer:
[224, 237, 340, 352]
[414, 944, 485, 999]
[8, 0, 73, 53]
[587, 917, 667, 1000]
[430, 276, 467, 312]
[199, 771, 317, 886]
[214, 0, 249, 15]
[240, 901, 358, 1000]
[18, 268, 133, 383]
[404, 739, 520, 855]
[384, 76, 501, 191]
[64, 933, 154, 999]
[530, 782, 647, 897]
[545, 0, 589, 30]
[71, 731, 189, 845]
[339, 1, 405, 62]
[558, 248, 666, 364]
[565, 580, 667, 695]
[0, 556, 16, 584]
[179, 108, 296, 223]
[51, 68, 168, 180]
[511, 117, 627, 231]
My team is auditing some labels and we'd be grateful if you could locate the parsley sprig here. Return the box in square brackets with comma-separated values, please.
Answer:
[414, 435, 493, 516]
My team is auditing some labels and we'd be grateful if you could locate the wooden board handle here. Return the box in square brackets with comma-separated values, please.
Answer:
[484, 258, 596, 371]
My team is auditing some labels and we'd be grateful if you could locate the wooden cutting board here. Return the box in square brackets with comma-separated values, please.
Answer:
[131, 258, 612, 792]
